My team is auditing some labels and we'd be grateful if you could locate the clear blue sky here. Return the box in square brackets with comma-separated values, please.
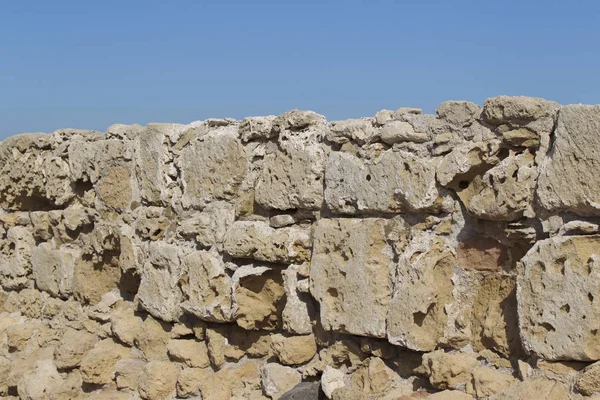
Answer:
[1, 1, 599, 139]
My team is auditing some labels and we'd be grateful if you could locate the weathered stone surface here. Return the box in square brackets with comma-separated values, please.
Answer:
[114, 359, 146, 391]
[224, 221, 312, 264]
[239, 116, 276, 142]
[387, 236, 455, 351]
[456, 237, 509, 272]
[200, 360, 264, 400]
[483, 96, 560, 125]
[421, 350, 479, 390]
[468, 366, 515, 398]
[138, 360, 179, 400]
[176, 202, 235, 247]
[328, 118, 377, 145]
[538, 104, 600, 215]
[177, 367, 212, 398]
[271, 334, 317, 365]
[436, 140, 502, 189]
[137, 241, 184, 322]
[491, 377, 569, 400]
[261, 363, 302, 400]
[310, 218, 394, 338]
[280, 381, 321, 400]
[17, 360, 63, 400]
[54, 327, 97, 369]
[325, 150, 447, 214]
[80, 338, 130, 385]
[180, 128, 247, 209]
[1, 226, 35, 289]
[0, 136, 73, 211]
[32, 243, 79, 298]
[282, 264, 313, 335]
[232, 265, 286, 331]
[459, 150, 538, 221]
[180, 250, 234, 322]
[575, 361, 600, 395]
[331, 357, 413, 400]
[167, 339, 210, 368]
[255, 144, 326, 211]
[380, 120, 428, 144]
[321, 366, 345, 398]
[436, 101, 481, 127]
[135, 316, 171, 361]
[517, 235, 600, 361]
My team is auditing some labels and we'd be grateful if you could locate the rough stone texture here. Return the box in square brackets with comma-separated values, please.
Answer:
[325, 150, 447, 214]
[517, 235, 600, 361]
[2, 98, 600, 400]
[310, 218, 394, 338]
[538, 104, 600, 215]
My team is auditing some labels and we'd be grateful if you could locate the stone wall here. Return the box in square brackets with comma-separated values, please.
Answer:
[1, 96, 600, 399]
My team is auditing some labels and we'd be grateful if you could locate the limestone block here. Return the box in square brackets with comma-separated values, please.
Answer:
[261, 363, 302, 400]
[436, 100, 481, 127]
[138, 360, 179, 400]
[180, 250, 234, 323]
[271, 334, 317, 365]
[180, 128, 247, 209]
[255, 143, 327, 211]
[167, 339, 210, 368]
[517, 235, 600, 361]
[325, 150, 447, 214]
[80, 338, 130, 385]
[32, 243, 80, 298]
[310, 218, 394, 338]
[538, 104, 600, 215]
[224, 221, 312, 264]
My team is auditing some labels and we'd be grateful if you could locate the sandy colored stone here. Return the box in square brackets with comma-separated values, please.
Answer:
[97, 165, 133, 209]
[421, 350, 479, 390]
[135, 316, 171, 361]
[137, 241, 184, 322]
[17, 360, 63, 400]
[576, 361, 600, 396]
[380, 120, 428, 144]
[224, 221, 312, 264]
[321, 366, 346, 398]
[310, 218, 394, 338]
[436, 140, 502, 189]
[538, 104, 600, 215]
[80, 338, 130, 385]
[387, 237, 455, 351]
[325, 150, 447, 214]
[331, 357, 413, 400]
[177, 367, 212, 398]
[180, 250, 234, 323]
[176, 202, 235, 247]
[427, 391, 474, 400]
[239, 116, 276, 142]
[72, 255, 121, 306]
[138, 360, 179, 400]
[261, 363, 302, 400]
[436, 100, 481, 127]
[255, 143, 327, 211]
[200, 360, 264, 400]
[483, 95, 560, 125]
[282, 263, 313, 335]
[232, 265, 286, 331]
[271, 334, 317, 366]
[114, 358, 147, 390]
[167, 339, 210, 368]
[54, 327, 97, 369]
[180, 128, 247, 209]
[456, 237, 509, 272]
[468, 366, 515, 398]
[491, 377, 569, 400]
[459, 150, 538, 221]
[328, 118, 377, 145]
[0, 225, 35, 289]
[32, 243, 79, 299]
[110, 305, 143, 346]
[518, 235, 600, 361]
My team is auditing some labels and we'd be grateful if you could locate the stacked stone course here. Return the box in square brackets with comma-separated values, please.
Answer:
[1, 96, 600, 399]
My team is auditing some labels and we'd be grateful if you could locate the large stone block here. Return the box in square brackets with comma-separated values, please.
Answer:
[255, 143, 326, 211]
[517, 235, 600, 361]
[325, 150, 448, 215]
[180, 129, 247, 209]
[310, 218, 394, 338]
[537, 105, 600, 215]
